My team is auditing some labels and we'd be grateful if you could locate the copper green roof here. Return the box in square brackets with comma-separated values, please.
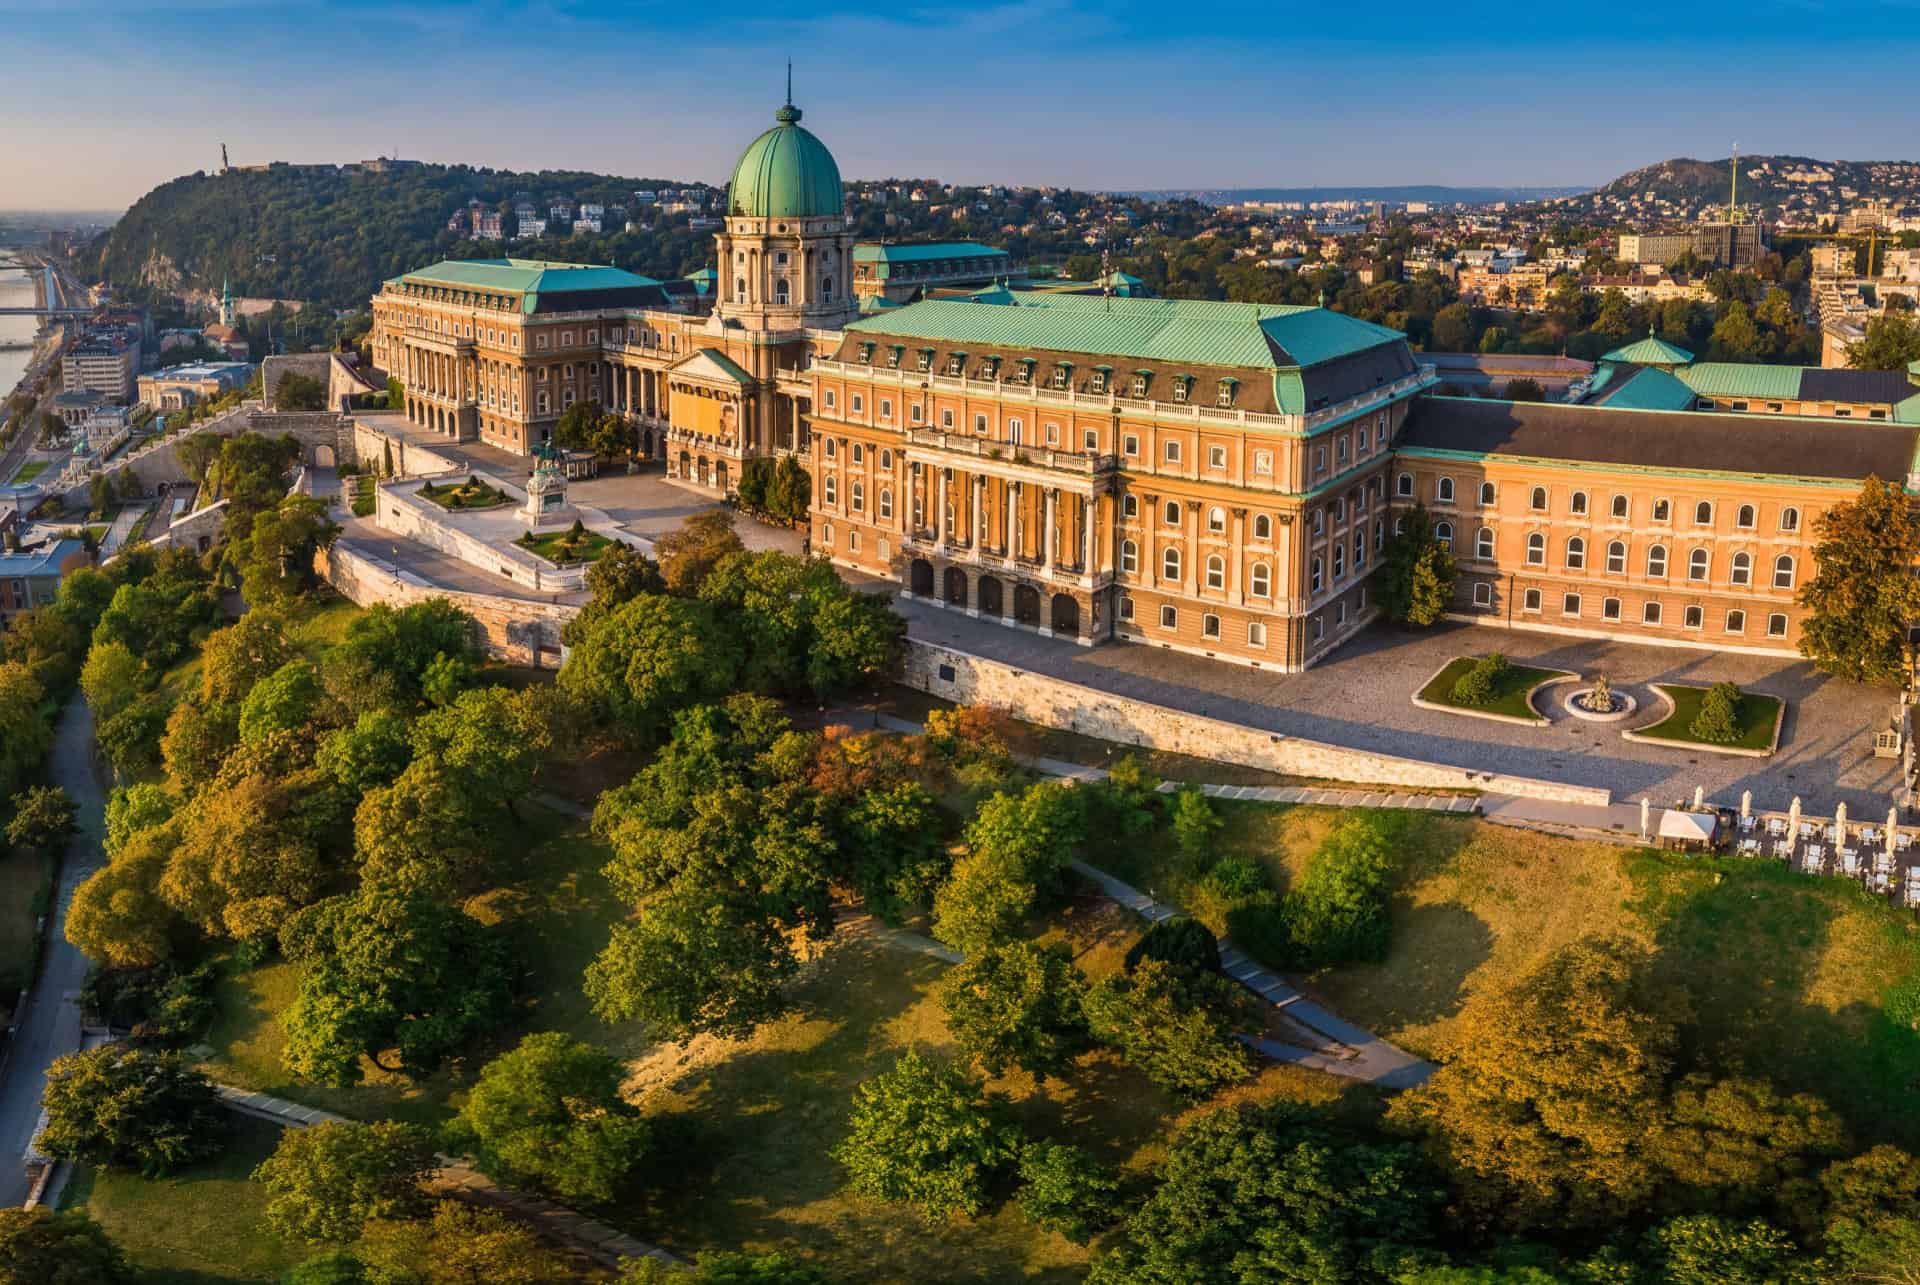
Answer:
[1593, 366, 1698, 412]
[1599, 334, 1694, 365]
[1674, 362, 1805, 401]
[1895, 392, 1920, 425]
[846, 292, 1403, 371]
[727, 102, 842, 220]
[852, 242, 1005, 264]
[392, 259, 662, 314]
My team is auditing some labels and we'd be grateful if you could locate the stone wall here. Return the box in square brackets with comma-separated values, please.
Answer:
[351, 416, 461, 479]
[901, 640, 1613, 807]
[318, 541, 576, 668]
[374, 474, 590, 593]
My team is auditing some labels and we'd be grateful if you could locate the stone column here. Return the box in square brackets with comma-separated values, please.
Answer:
[1232, 508, 1247, 604]
[1042, 488, 1057, 573]
[1184, 501, 1199, 596]
[936, 468, 950, 548]
[1010, 481, 1023, 560]
[1082, 493, 1095, 576]
[973, 474, 985, 549]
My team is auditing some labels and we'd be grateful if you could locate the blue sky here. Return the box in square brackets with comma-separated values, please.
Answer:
[4, 0, 1919, 210]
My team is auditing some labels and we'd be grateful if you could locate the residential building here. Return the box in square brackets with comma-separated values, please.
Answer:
[66, 328, 142, 401]
[137, 361, 252, 410]
[0, 537, 89, 628]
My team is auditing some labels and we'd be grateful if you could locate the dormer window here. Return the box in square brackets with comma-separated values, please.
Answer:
[857, 342, 875, 364]
[1090, 367, 1110, 394]
[1014, 358, 1036, 384]
[916, 348, 933, 372]
[886, 345, 903, 369]
[1130, 371, 1150, 398]
[981, 356, 1001, 380]
[945, 353, 965, 376]
[1051, 363, 1072, 389]
[1216, 378, 1238, 408]
[1171, 376, 1191, 404]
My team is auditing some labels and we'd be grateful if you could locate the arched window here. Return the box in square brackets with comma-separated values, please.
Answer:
[1688, 548, 1709, 581]
[1566, 536, 1586, 569]
[1122, 494, 1139, 519]
[1694, 500, 1714, 526]
[821, 276, 833, 302]
[1774, 554, 1796, 589]
[774, 279, 790, 305]
[1571, 491, 1589, 516]
[1684, 605, 1704, 630]
[1652, 498, 1671, 522]
[823, 437, 837, 460]
[1250, 563, 1271, 596]
[1333, 544, 1346, 578]
[850, 481, 864, 513]
[1120, 540, 1138, 573]
[1437, 476, 1455, 503]
[1396, 473, 1413, 498]
[822, 475, 837, 505]
[1205, 555, 1225, 589]
[878, 488, 893, 520]
[1730, 552, 1751, 585]
[1611, 493, 1629, 519]
[1479, 481, 1496, 506]
[1780, 507, 1800, 532]
[1435, 522, 1453, 550]
[879, 448, 893, 469]
[1606, 540, 1626, 574]
[1526, 532, 1545, 565]
[1162, 547, 1181, 580]
[1476, 528, 1494, 560]
[734, 278, 747, 302]
[1163, 500, 1180, 527]
[1530, 486, 1548, 511]
[1208, 506, 1226, 534]
[1311, 556, 1324, 593]
[1737, 504, 1756, 529]
[1253, 514, 1272, 541]
[1647, 544, 1668, 577]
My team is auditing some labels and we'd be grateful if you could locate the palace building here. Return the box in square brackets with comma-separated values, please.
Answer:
[366, 92, 1920, 670]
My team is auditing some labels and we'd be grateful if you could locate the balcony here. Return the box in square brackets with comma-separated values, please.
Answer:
[905, 428, 1116, 477]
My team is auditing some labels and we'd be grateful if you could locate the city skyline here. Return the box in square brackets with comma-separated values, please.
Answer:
[5, 0, 1920, 210]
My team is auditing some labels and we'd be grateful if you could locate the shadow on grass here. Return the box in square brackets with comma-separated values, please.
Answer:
[1630, 851, 1920, 1149]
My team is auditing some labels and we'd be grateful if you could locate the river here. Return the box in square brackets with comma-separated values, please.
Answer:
[0, 251, 39, 398]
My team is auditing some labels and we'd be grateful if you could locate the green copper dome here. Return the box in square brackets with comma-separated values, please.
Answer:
[727, 102, 843, 220]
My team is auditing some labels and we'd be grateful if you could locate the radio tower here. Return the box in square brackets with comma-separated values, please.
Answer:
[1728, 142, 1739, 223]
[221, 143, 230, 173]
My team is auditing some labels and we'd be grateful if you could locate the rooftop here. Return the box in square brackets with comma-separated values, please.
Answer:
[0, 538, 85, 577]
[1599, 334, 1695, 366]
[145, 361, 252, 381]
[852, 241, 1008, 264]
[391, 259, 666, 314]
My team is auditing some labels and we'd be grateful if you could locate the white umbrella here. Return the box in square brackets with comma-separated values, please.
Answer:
[1889, 808, 1900, 864]
[1640, 797, 1650, 838]
[1789, 797, 1802, 850]
[1835, 801, 1848, 844]
[1693, 785, 1706, 810]
[1741, 790, 1752, 820]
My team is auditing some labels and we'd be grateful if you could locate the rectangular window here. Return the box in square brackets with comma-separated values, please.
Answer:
[851, 394, 863, 414]
[1084, 429, 1098, 451]
[1119, 595, 1135, 621]
[1562, 593, 1581, 617]
[1159, 605, 1177, 630]
[1767, 613, 1788, 638]
[1254, 450, 1272, 476]
[878, 399, 892, 421]
[1123, 434, 1139, 457]
[1248, 621, 1266, 647]
[1208, 445, 1227, 470]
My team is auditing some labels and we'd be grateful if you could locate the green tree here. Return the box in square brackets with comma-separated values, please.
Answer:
[557, 593, 740, 742]
[1378, 503, 1456, 627]
[1504, 377, 1546, 402]
[0, 1208, 133, 1284]
[238, 659, 323, 744]
[104, 782, 173, 857]
[1431, 302, 1475, 351]
[199, 611, 295, 707]
[450, 1032, 652, 1203]
[561, 541, 665, 647]
[1797, 478, 1920, 684]
[1, 605, 86, 693]
[159, 696, 240, 794]
[275, 371, 328, 411]
[1847, 313, 1920, 370]
[38, 1045, 225, 1176]
[1688, 681, 1744, 743]
[79, 641, 147, 723]
[6, 785, 75, 853]
[653, 509, 745, 594]
[617, 1252, 832, 1284]
[584, 886, 798, 1041]
[315, 710, 414, 796]
[252, 1121, 437, 1243]
[931, 783, 1086, 952]
[1710, 301, 1763, 359]
[1650, 1072, 1847, 1214]
[767, 455, 812, 524]
[836, 779, 947, 924]
[940, 941, 1090, 1081]
[336, 600, 480, 706]
[832, 1050, 1023, 1222]
[278, 887, 514, 1084]
[353, 1202, 572, 1285]
[0, 663, 50, 799]
[1091, 1103, 1442, 1285]
[67, 822, 180, 968]
[1169, 787, 1221, 862]
[238, 495, 338, 605]
[1274, 813, 1400, 968]
[1083, 959, 1259, 1099]
[1015, 1141, 1120, 1245]
[1124, 916, 1221, 975]
[1386, 935, 1677, 1230]
[1646, 1215, 1812, 1285]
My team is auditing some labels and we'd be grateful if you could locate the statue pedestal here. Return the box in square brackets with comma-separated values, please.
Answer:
[522, 460, 577, 530]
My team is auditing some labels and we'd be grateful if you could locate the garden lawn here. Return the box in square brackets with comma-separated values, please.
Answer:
[1174, 802, 1920, 1150]
[1634, 683, 1783, 752]
[420, 479, 508, 511]
[62, 1116, 307, 1284]
[11, 459, 47, 484]
[516, 528, 615, 566]
[159, 595, 363, 704]
[1416, 657, 1566, 721]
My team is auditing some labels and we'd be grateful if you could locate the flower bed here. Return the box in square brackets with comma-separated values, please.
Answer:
[1413, 656, 1573, 725]
[420, 477, 509, 511]
[514, 527, 616, 567]
[1626, 683, 1785, 756]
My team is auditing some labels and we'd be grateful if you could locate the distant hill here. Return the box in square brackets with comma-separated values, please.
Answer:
[85, 164, 720, 312]
[1126, 185, 1589, 207]
[1550, 154, 1920, 221]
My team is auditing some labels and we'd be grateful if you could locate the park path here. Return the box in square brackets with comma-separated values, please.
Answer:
[214, 1085, 683, 1270]
[0, 698, 106, 1206]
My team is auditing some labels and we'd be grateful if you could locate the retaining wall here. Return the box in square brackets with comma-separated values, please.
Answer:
[318, 541, 576, 668]
[352, 416, 462, 479]
[374, 474, 590, 593]
[901, 640, 1613, 807]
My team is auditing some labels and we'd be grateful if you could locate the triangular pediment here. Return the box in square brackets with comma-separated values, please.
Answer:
[668, 347, 755, 388]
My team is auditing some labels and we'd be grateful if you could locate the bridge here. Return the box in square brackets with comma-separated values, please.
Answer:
[0, 306, 90, 317]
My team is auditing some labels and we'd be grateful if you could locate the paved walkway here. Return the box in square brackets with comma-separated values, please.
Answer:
[0, 699, 106, 1207]
[213, 1084, 683, 1270]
